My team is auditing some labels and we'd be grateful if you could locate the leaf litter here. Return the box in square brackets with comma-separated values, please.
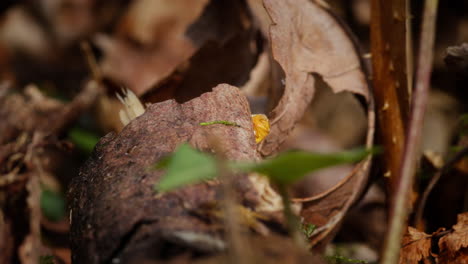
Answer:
[1, 0, 466, 264]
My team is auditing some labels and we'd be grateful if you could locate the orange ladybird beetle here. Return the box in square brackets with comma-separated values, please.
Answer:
[251, 114, 270, 143]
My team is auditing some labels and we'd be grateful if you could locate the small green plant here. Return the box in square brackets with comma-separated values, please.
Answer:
[301, 223, 317, 238]
[68, 127, 100, 154]
[40, 189, 66, 222]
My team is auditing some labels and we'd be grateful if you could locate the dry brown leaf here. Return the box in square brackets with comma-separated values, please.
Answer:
[258, 0, 369, 156]
[141, 0, 259, 104]
[399, 227, 432, 264]
[0, 82, 99, 144]
[438, 247, 468, 264]
[439, 213, 468, 258]
[99, 0, 257, 98]
[142, 31, 259, 104]
[253, 0, 374, 248]
[97, 0, 210, 95]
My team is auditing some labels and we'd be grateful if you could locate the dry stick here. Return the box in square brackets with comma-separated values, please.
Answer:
[276, 184, 307, 250]
[381, 0, 439, 263]
[80, 41, 102, 82]
[414, 146, 468, 226]
[219, 161, 253, 264]
[208, 136, 253, 264]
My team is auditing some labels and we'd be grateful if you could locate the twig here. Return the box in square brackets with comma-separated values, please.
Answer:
[219, 160, 252, 264]
[80, 41, 102, 82]
[381, 0, 439, 263]
[414, 146, 468, 226]
[208, 135, 252, 264]
[277, 184, 307, 249]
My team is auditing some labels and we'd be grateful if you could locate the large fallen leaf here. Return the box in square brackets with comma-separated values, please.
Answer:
[257, 0, 369, 156]
[248, 0, 374, 248]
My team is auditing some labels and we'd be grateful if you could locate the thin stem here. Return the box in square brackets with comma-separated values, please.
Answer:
[381, 0, 439, 263]
[209, 135, 252, 264]
[277, 184, 306, 249]
[80, 41, 102, 82]
[220, 162, 252, 264]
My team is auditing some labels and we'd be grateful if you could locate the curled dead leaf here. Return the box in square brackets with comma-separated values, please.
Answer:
[258, 0, 370, 156]
[249, 0, 374, 248]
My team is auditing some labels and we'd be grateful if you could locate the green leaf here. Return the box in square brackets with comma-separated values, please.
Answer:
[248, 148, 374, 185]
[155, 144, 218, 192]
[41, 189, 66, 222]
[153, 144, 377, 192]
[301, 223, 316, 238]
[153, 155, 173, 169]
[68, 127, 100, 154]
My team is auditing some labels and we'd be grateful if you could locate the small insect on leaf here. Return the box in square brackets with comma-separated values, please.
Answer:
[199, 120, 240, 127]
[252, 114, 270, 143]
